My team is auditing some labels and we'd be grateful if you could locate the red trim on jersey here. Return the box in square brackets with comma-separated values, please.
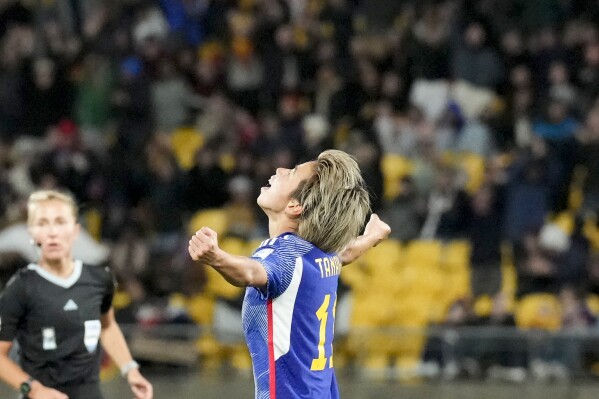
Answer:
[267, 298, 276, 398]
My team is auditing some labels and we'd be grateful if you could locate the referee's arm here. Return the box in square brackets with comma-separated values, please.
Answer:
[0, 341, 30, 390]
[0, 341, 68, 398]
[100, 308, 153, 399]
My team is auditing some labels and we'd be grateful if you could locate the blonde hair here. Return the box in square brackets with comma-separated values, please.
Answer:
[295, 150, 371, 253]
[27, 190, 79, 225]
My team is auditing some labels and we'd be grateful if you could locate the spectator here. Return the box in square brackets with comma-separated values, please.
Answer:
[151, 57, 202, 134]
[465, 184, 505, 298]
[503, 140, 561, 243]
[379, 175, 423, 242]
[451, 21, 504, 90]
[182, 142, 229, 212]
[419, 164, 468, 240]
[24, 57, 73, 137]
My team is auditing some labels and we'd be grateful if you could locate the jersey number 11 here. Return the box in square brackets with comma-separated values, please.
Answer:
[310, 293, 337, 371]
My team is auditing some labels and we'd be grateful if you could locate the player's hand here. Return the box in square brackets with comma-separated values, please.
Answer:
[29, 380, 69, 399]
[127, 368, 153, 399]
[363, 214, 391, 246]
[188, 227, 222, 265]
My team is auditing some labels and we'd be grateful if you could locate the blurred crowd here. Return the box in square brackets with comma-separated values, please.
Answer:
[2, 0, 599, 383]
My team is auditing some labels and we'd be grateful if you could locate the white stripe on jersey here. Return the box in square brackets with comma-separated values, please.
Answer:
[27, 260, 83, 288]
[254, 248, 274, 260]
[272, 257, 303, 361]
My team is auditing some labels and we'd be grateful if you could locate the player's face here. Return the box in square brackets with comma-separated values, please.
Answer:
[28, 199, 80, 262]
[258, 161, 317, 213]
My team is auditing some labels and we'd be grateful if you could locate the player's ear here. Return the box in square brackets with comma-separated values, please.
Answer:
[285, 199, 303, 218]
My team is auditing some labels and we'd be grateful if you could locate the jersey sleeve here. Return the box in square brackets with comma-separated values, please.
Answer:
[0, 273, 27, 341]
[100, 266, 116, 314]
[251, 240, 302, 299]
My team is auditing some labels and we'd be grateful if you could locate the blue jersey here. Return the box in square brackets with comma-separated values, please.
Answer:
[242, 233, 341, 399]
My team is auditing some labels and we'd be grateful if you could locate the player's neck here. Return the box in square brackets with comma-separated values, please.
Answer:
[40, 258, 75, 278]
[268, 218, 298, 238]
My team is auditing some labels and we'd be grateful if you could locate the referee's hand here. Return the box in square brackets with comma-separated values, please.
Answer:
[29, 380, 68, 399]
[127, 368, 153, 399]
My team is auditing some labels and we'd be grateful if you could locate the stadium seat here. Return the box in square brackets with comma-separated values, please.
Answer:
[205, 266, 244, 300]
[170, 127, 204, 170]
[584, 215, 599, 251]
[404, 240, 442, 270]
[112, 289, 132, 310]
[568, 165, 588, 212]
[83, 207, 103, 241]
[361, 239, 403, 290]
[499, 242, 517, 305]
[188, 208, 229, 237]
[586, 294, 599, 316]
[439, 240, 470, 299]
[474, 294, 493, 317]
[551, 211, 575, 235]
[220, 236, 252, 257]
[187, 292, 216, 327]
[514, 293, 562, 331]
[380, 154, 414, 201]
[455, 152, 486, 194]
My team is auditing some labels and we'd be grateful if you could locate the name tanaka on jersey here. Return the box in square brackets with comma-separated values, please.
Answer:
[315, 255, 342, 278]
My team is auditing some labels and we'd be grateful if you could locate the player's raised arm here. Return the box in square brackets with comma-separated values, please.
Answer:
[188, 227, 267, 288]
[338, 214, 391, 266]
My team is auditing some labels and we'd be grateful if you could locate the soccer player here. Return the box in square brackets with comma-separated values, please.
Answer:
[0, 190, 153, 399]
[189, 149, 391, 398]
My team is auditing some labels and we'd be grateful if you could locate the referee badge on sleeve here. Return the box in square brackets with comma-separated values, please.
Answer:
[42, 327, 57, 350]
[84, 320, 101, 353]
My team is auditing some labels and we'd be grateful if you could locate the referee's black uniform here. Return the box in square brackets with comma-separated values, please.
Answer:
[0, 260, 115, 399]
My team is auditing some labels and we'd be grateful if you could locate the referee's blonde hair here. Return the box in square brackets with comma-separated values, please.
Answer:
[27, 189, 79, 224]
[294, 149, 371, 253]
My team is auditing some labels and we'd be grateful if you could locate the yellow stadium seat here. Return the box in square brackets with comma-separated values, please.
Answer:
[360, 239, 402, 283]
[83, 207, 103, 241]
[187, 292, 215, 326]
[500, 242, 517, 299]
[170, 127, 204, 170]
[380, 154, 414, 201]
[567, 166, 587, 211]
[474, 294, 493, 317]
[442, 240, 471, 271]
[552, 211, 575, 235]
[441, 240, 471, 296]
[203, 265, 244, 300]
[188, 208, 229, 237]
[112, 289, 132, 310]
[219, 152, 236, 173]
[587, 294, 599, 317]
[514, 293, 562, 331]
[220, 236, 251, 256]
[456, 152, 486, 194]
[404, 240, 442, 270]
[584, 215, 599, 251]
[568, 187, 584, 212]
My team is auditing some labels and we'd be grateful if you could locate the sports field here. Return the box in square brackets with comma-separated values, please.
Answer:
[2, 369, 598, 399]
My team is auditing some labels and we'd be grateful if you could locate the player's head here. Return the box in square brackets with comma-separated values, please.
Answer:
[27, 189, 80, 261]
[257, 159, 317, 217]
[295, 149, 370, 253]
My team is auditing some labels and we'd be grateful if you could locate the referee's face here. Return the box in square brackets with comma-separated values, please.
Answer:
[28, 199, 80, 262]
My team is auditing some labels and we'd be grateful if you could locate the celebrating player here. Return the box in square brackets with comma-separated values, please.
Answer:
[0, 190, 153, 399]
[189, 149, 390, 398]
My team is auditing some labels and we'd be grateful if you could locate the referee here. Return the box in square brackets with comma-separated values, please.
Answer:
[0, 190, 153, 399]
